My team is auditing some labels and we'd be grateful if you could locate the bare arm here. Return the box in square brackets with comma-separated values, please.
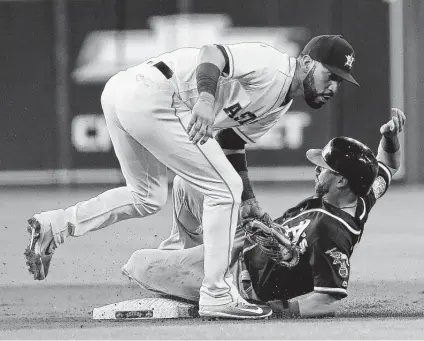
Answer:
[268, 292, 342, 318]
[377, 108, 406, 174]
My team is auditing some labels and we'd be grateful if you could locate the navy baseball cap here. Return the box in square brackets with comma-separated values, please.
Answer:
[301, 35, 359, 87]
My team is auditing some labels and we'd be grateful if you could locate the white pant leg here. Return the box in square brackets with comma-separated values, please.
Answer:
[57, 72, 169, 237]
[126, 247, 205, 302]
[117, 67, 243, 305]
[158, 175, 204, 250]
[158, 175, 247, 268]
[125, 232, 256, 303]
[145, 175, 254, 300]
[66, 66, 241, 305]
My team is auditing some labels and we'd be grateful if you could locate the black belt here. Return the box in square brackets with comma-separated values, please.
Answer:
[153, 61, 174, 79]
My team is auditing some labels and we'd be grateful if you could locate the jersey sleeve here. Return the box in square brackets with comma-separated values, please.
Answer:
[309, 238, 351, 298]
[216, 43, 286, 82]
[362, 161, 393, 212]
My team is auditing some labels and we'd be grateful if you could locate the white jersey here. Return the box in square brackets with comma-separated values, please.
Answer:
[65, 42, 298, 306]
[145, 43, 296, 145]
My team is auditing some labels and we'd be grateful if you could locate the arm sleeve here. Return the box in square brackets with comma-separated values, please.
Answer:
[310, 238, 351, 298]
[362, 161, 393, 212]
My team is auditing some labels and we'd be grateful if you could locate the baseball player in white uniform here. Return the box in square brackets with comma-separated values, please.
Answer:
[25, 35, 359, 319]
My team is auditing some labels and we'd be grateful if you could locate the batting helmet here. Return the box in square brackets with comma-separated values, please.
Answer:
[306, 136, 378, 197]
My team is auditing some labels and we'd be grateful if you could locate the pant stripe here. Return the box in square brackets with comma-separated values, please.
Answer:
[175, 112, 236, 297]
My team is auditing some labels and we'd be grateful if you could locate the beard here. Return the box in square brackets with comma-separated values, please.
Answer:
[315, 178, 329, 197]
[303, 64, 324, 109]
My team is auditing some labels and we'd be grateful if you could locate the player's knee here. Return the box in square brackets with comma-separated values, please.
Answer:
[207, 174, 242, 206]
[131, 187, 168, 215]
[126, 250, 148, 277]
[227, 173, 243, 205]
[125, 250, 158, 288]
[173, 175, 201, 202]
[173, 175, 187, 197]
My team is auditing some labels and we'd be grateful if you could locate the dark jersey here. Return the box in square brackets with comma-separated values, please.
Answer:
[243, 162, 393, 301]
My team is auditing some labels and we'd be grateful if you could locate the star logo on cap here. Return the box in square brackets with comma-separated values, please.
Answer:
[345, 54, 355, 70]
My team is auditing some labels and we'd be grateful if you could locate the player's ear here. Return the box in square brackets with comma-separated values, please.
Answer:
[337, 176, 350, 191]
[300, 55, 314, 75]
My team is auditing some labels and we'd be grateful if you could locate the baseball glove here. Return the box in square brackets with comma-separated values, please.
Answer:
[240, 218, 300, 268]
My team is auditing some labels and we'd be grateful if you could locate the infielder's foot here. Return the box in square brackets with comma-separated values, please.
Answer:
[24, 210, 69, 280]
[199, 297, 272, 320]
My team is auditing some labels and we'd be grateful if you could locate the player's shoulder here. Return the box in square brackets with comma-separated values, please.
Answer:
[225, 43, 295, 69]
[279, 197, 360, 241]
[280, 196, 341, 221]
[158, 47, 200, 62]
[225, 42, 280, 51]
[223, 42, 284, 57]
[303, 207, 355, 252]
[277, 195, 320, 219]
[169, 46, 201, 56]
[257, 43, 296, 75]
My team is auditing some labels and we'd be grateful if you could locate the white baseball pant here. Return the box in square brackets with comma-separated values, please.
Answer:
[124, 176, 259, 302]
[54, 63, 243, 305]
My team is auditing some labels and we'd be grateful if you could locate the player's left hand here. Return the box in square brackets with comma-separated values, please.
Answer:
[240, 198, 272, 223]
[380, 108, 406, 137]
[187, 93, 215, 145]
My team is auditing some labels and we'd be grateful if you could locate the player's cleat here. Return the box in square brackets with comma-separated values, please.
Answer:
[199, 297, 272, 320]
[24, 217, 55, 280]
[24, 210, 69, 280]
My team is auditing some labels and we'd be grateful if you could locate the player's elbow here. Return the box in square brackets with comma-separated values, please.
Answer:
[198, 45, 226, 71]
[377, 154, 400, 175]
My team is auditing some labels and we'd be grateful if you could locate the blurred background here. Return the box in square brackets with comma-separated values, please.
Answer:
[1, 3, 424, 332]
[0, 0, 423, 186]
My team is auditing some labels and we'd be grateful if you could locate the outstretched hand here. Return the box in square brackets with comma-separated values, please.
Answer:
[379, 108, 406, 137]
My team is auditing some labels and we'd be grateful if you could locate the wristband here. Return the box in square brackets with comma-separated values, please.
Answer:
[377, 139, 400, 171]
[196, 62, 220, 97]
[381, 135, 400, 153]
[240, 171, 255, 201]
